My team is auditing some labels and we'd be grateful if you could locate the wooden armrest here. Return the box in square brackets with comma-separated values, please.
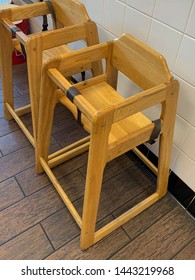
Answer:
[56, 43, 108, 74]
[113, 83, 169, 123]
[7, 2, 50, 22]
[48, 68, 97, 122]
[26, 23, 87, 51]
[2, 18, 28, 45]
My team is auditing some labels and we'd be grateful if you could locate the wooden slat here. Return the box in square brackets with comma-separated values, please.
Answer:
[41, 23, 87, 50]
[2, 18, 28, 45]
[10, 2, 50, 22]
[94, 192, 159, 244]
[40, 158, 82, 228]
[48, 142, 89, 168]
[132, 147, 158, 175]
[6, 103, 34, 147]
[113, 83, 167, 123]
[48, 68, 97, 122]
[48, 136, 90, 160]
[15, 104, 31, 117]
[48, 68, 107, 93]
[54, 43, 108, 74]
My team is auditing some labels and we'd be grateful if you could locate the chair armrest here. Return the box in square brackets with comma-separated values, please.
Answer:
[2, 17, 28, 45]
[48, 68, 97, 122]
[27, 22, 87, 51]
[113, 83, 170, 123]
[5, 2, 50, 22]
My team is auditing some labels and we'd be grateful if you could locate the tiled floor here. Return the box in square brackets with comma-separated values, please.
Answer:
[0, 63, 195, 260]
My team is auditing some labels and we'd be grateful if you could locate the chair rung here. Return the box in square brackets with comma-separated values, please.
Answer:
[94, 192, 159, 244]
[6, 103, 34, 147]
[15, 104, 31, 117]
[132, 147, 158, 175]
[40, 157, 82, 228]
[48, 136, 90, 168]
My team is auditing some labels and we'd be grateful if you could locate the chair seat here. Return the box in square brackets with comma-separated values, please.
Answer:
[60, 81, 153, 153]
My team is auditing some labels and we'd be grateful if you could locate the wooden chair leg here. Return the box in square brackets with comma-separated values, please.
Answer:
[26, 37, 43, 142]
[0, 25, 14, 120]
[36, 68, 57, 173]
[157, 81, 179, 198]
[80, 108, 114, 250]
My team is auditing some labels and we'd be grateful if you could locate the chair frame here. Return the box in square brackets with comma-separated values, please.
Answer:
[0, 1, 102, 148]
[36, 34, 179, 249]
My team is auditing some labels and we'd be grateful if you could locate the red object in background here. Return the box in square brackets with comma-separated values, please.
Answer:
[12, 19, 29, 65]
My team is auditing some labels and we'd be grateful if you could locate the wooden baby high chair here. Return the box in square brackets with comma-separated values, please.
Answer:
[37, 34, 179, 249]
[0, 0, 102, 148]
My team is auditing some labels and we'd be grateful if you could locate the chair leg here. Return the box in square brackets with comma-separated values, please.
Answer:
[80, 107, 114, 250]
[0, 25, 14, 120]
[157, 81, 179, 198]
[36, 68, 57, 173]
[26, 37, 43, 142]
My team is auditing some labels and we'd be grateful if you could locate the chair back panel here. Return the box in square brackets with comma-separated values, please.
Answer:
[111, 34, 172, 90]
[52, 0, 90, 27]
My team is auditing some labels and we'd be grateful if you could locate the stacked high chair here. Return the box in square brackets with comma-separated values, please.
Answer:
[0, 0, 102, 148]
[36, 34, 179, 249]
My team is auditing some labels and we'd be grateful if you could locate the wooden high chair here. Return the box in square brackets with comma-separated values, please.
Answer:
[0, 0, 102, 147]
[37, 34, 179, 249]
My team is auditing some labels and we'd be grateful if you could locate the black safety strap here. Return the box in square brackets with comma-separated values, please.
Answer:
[11, 26, 21, 37]
[147, 119, 161, 144]
[81, 71, 86, 81]
[45, 0, 57, 27]
[66, 87, 82, 126]
[10, 26, 26, 59]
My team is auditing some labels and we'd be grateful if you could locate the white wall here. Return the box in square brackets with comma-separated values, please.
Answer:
[14, 0, 195, 192]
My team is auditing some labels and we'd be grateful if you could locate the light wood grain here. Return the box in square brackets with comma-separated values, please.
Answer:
[37, 34, 179, 249]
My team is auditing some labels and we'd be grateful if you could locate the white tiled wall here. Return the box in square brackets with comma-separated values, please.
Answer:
[82, 0, 195, 192]
[14, 0, 195, 192]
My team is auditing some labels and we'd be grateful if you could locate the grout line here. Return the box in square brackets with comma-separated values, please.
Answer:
[170, 237, 195, 260]
[40, 223, 56, 252]
[14, 175, 26, 198]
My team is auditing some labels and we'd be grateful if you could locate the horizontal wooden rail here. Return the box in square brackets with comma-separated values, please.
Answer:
[6, 103, 34, 147]
[94, 192, 159, 244]
[40, 157, 82, 228]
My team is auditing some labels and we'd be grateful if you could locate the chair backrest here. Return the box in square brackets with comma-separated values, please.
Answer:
[111, 34, 172, 90]
[51, 0, 90, 27]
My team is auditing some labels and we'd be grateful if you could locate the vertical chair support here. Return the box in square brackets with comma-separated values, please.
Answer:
[36, 63, 60, 173]
[26, 34, 43, 142]
[0, 19, 13, 120]
[80, 107, 114, 249]
[157, 80, 179, 198]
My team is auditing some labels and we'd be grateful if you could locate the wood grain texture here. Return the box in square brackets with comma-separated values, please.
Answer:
[110, 206, 195, 260]
[16, 152, 87, 196]
[46, 216, 130, 260]
[0, 225, 54, 260]
[113, 193, 178, 239]
[0, 63, 194, 259]
[174, 239, 195, 260]
[0, 186, 64, 245]
[41, 208, 80, 250]
[0, 177, 24, 211]
[0, 146, 35, 182]
[0, 130, 30, 155]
